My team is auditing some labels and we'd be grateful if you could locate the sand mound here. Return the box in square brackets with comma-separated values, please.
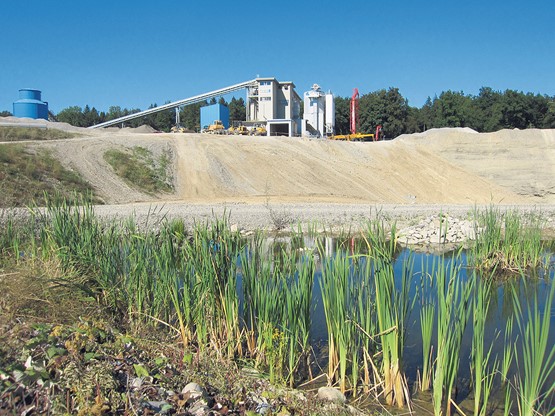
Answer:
[20, 127, 555, 205]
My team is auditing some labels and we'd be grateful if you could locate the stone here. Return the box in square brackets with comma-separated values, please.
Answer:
[182, 382, 205, 398]
[317, 387, 346, 403]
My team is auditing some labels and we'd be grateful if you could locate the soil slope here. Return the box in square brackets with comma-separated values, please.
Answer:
[3, 117, 554, 206]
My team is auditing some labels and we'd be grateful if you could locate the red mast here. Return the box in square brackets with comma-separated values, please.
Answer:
[350, 88, 359, 135]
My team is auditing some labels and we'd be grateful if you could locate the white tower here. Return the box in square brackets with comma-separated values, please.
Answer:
[302, 84, 335, 138]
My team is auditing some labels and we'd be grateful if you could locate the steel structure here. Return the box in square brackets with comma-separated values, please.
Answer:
[350, 88, 359, 134]
[88, 79, 257, 129]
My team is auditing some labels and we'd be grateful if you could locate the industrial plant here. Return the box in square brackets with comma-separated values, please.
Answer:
[11, 78, 380, 140]
[86, 77, 328, 137]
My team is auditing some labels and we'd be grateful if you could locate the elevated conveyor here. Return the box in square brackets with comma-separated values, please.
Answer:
[88, 79, 257, 129]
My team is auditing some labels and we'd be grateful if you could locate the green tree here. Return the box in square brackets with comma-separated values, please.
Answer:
[473, 87, 503, 132]
[543, 100, 555, 128]
[334, 96, 350, 134]
[0, 110, 12, 117]
[431, 91, 475, 128]
[57, 106, 85, 127]
[359, 88, 409, 138]
[228, 97, 246, 122]
[180, 101, 206, 131]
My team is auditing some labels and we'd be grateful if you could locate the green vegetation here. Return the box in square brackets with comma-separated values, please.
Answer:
[470, 206, 546, 276]
[471, 278, 498, 416]
[1, 198, 554, 414]
[55, 97, 247, 133]
[0, 144, 97, 207]
[511, 279, 555, 416]
[104, 146, 173, 194]
[0, 126, 76, 141]
[430, 254, 474, 416]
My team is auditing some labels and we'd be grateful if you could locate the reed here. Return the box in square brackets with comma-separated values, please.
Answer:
[432, 252, 474, 416]
[471, 275, 498, 416]
[419, 292, 435, 392]
[362, 218, 412, 408]
[371, 253, 413, 408]
[241, 232, 315, 386]
[512, 278, 555, 416]
[184, 217, 243, 357]
[471, 207, 545, 276]
[320, 251, 353, 392]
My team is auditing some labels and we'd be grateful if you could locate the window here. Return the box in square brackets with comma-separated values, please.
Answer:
[261, 97, 271, 101]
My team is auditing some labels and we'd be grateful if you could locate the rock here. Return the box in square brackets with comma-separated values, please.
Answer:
[256, 402, 272, 414]
[189, 401, 210, 416]
[181, 383, 204, 394]
[182, 382, 205, 398]
[317, 387, 346, 403]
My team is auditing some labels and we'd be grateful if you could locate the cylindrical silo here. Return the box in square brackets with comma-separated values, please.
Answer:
[325, 93, 335, 136]
[13, 89, 49, 120]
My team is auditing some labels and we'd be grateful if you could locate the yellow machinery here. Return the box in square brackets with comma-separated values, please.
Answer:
[228, 125, 249, 135]
[249, 124, 267, 136]
[331, 125, 383, 142]
[330, 133, 375, 141]
[202, 120, 226, 134]
[170, 125, 187, 133]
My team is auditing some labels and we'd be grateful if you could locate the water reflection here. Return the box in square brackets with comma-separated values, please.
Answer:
[238, 234, 555, 406]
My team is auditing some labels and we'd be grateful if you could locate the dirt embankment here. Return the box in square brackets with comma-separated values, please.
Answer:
[35, 125, 555, 206]
[3, 118, 555, 228]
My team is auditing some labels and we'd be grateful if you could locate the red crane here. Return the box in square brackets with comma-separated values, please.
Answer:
[332, 88, 382, 141]
[350, 88, 359, 135]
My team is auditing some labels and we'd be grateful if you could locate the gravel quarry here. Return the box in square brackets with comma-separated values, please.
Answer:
[2, 117, 555, 240]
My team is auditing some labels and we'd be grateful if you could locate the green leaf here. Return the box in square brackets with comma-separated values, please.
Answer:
[46, 346, 67, 359]
[133, 364, 149, 378]
[84, 352, 99, 362]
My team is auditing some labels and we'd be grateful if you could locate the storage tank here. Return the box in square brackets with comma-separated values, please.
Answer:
[13, 89, 49, 120]
[325, 93, 335, 136]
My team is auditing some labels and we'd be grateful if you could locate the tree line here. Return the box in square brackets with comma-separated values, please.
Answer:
[5, 87, 553, 137]
[47, 97, 246, 132]
[334, 87, 555, 138]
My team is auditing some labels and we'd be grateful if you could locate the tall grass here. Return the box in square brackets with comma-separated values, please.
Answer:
[471, 275, 498, 416]
[364, 219, 413, 408]
[431, 252, 474, 416]
[418, 270, 435, 392]
[512, 278, 555, 416]
[319, 251, 354, 392]
[241, 231, 315, 386]
[471, 206, 545, 276]
[4, 195, 555, 410]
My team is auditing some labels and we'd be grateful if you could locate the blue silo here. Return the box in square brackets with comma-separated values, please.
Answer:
[13, 89, 49, 120]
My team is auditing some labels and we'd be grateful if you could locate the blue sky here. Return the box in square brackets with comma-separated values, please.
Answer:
[2, 0, 554, 113]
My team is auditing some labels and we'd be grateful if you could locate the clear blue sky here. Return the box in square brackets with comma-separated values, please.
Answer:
[2, 0, 554, 114]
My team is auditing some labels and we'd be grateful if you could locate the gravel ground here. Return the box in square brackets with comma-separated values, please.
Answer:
[89, 201, 555, 229]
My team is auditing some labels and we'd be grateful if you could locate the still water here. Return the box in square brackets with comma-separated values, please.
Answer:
[241, 234, 555, 397]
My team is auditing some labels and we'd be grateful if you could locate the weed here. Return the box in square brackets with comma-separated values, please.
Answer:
[104, 146, 173, 194]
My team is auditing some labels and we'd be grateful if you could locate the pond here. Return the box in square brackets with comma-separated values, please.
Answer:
[239, 233, 555, 413]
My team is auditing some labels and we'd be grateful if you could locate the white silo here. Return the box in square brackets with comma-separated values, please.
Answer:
[325, 93, 335, 136]
[302, 84, 334, 138]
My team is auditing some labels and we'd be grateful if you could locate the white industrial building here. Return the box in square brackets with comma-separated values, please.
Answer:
[246, 77, 302, 136]
[302, 84, 335, 138]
